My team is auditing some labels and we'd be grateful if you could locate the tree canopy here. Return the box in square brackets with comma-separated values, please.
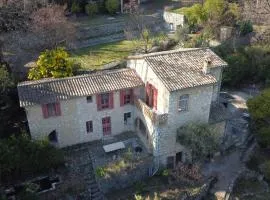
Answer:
[0, 134, 64, 183]
[177, 124, 220, 162]
[247, 89, 270, 148]
[28, 48, 79, 80]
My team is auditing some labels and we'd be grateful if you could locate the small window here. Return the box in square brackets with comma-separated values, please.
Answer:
[179, 94, 189, 112]
[86, 96, 92, 103]
[124, 112, 131, 125]
[86, 121, 93, 133]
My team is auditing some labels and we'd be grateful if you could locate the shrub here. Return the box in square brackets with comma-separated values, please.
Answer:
[239, 20, 253, 36]
[95, 167, 106, 178]
[105, 0, 119, 15]
[261, 161, 270, 181]
[71, 2, 81, 14]
[85, 3, 98, 17]
[0, 134, 64, 183]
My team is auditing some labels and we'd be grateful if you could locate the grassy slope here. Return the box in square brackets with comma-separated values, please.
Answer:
[70, 40, 137, 69]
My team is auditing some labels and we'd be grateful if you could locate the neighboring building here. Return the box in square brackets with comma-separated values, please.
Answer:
[163, 11, 185, 31]
[18, 48, 227, 167]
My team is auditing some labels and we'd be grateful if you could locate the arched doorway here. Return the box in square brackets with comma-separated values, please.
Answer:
[48, 130, 58, 145]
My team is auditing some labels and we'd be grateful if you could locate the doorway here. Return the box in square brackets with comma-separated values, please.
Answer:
[176, 152, 183, 164]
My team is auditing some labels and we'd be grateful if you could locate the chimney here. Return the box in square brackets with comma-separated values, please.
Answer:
[203, 56, 212, 74]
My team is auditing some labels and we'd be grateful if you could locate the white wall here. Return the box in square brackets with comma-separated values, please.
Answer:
[163, 11, 185, 31]
[127, 59, 170, 114]
[26, 88, 141, 147]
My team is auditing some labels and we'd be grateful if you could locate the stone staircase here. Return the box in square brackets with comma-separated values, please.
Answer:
[65, 147, 105, 200]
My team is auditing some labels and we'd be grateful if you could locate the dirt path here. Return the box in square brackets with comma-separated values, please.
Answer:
[202, 151, 245, 199]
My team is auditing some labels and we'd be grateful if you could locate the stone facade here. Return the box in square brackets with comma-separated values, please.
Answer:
[26, 88, 141, 147]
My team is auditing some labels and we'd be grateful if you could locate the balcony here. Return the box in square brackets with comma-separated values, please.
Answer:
[134, 98, 168, 125]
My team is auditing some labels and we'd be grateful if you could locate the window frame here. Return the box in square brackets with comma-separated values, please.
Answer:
[86, 121, 93, 133]
[178, 94, 189, 112]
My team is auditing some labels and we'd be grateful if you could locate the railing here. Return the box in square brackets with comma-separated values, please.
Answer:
[134, 98, 168, 125]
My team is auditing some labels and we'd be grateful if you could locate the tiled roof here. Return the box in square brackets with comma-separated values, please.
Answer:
[131, 48, 227, 91]
[18, 69, 144, 107]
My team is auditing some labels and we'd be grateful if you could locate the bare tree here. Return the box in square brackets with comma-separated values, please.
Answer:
[30, 4, 75, 49]
[244, 0, 270, 24]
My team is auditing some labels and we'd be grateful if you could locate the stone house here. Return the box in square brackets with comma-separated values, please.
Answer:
[17, 48, 227, 168]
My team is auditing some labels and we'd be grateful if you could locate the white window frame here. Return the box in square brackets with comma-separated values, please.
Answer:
[178, 94, 189, 112]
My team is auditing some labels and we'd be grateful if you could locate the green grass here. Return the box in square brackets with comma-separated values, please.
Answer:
[71, 40, 137, 69]
[71, 34, 168, 69]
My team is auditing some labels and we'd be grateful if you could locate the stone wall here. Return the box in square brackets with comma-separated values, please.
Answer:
[97, 157, 153, 193]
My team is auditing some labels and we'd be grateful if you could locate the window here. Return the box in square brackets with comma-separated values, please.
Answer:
[124, 112, 131, 125]
[124, 89, 131, 104]
[86, 96, 92, 103]
[101, 93, 109, 108]
[102, 117, 111, 135]
[86, 121, 93, 133]
[42, 102, 61, 118]
[179, 94, 189, 112]
[97, 92, 114, 110]
[120, 89, 133, 106]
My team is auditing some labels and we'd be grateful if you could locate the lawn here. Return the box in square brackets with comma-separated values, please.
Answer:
[71, 34, 168, 70]
[70, 40, 137, 69]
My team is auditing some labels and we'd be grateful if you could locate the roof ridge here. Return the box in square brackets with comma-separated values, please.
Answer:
[18, 68, 132, 86]
[128, 48, 208, 59]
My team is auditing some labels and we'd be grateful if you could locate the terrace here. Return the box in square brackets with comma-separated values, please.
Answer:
[135, 98, 169, 125]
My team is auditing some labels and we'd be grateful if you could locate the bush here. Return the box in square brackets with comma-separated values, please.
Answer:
[95, 167, 106, 178]
[239, 20, 253, 36]
[71, 2, 81, 14]
[105, 0, 119, 15]
[0, 134, 64, 183]
[85, 3, 98, 17]
[261, 161, 270, 181]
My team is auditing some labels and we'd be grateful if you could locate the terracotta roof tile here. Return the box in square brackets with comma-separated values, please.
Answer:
[18, 68, 144, 107]
[143, 48, 227, 91]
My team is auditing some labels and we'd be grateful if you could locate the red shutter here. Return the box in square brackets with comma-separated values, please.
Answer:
[153, 87, 158, 110]
[109, 92, 114, 109]
[120, 90, 125, 106]
[42, 104, 49, 119]
[96, 94, 102, 111]
[146, 82, 150, 104]
[55, 102, 61, 116]
[130, 89, 134, 104]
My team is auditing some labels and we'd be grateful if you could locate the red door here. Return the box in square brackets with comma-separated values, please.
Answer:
[102, 117, 111, 136]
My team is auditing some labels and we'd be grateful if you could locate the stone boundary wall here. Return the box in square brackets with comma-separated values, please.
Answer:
[96, 157, 153, 193]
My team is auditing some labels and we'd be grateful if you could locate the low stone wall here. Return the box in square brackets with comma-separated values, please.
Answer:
[97, 157, 153, 193]
[163, 11, 185, 31]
